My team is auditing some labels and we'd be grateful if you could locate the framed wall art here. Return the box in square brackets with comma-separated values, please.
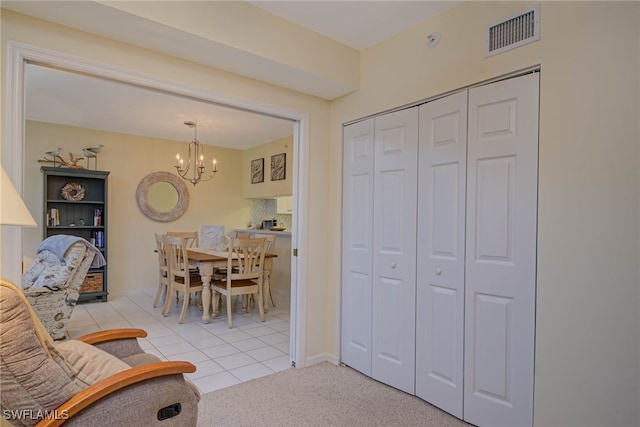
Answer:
[251, 158, 264, 184]
[271, 153, 286, 181]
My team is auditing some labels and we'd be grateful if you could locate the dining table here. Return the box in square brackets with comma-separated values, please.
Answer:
[187, 248, 277, 324]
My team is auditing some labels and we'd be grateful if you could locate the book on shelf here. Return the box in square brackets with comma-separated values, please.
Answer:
[92, 230, 105, 248]
[93, 208, 102, 226]
[47, 208, 59, 226]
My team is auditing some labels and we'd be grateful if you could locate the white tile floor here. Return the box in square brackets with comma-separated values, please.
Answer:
[67, 290, 291, 394]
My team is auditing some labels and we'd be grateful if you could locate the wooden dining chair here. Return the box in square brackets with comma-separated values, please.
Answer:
[213, 231, 262, 309]
[212, 231, 258, 309]
[153, 233, 170, 308]
[252, 233, 278, 308]
[245, 234, 278, 310]
[212, 237, 267, 328]
[168, 231, 199, 275]
[163, 235, 203, 324]
[213, 231, 251, 277]
[167, 231, 199, 248]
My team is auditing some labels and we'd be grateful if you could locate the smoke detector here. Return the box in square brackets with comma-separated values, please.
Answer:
[426, 32, 441, 48]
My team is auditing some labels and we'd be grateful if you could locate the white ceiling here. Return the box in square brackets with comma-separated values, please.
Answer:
[249, 1, 457, 51]
[25, 64, 294, 150]
[19, 1, 458, 149]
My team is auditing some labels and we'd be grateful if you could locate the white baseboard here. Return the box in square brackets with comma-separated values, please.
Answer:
[302, 352, 339, 368]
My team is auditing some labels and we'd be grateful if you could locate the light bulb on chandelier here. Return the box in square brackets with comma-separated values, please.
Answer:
[174, 121, 218, 185]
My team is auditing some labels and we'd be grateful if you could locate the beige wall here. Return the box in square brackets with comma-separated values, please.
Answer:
[243, 135, 294, 198]
[23, 120, 251, 295]
[101, 0, 360, 96]
[1, 9, 331, 361]
[331, 2, 639, 426]
[2, 2, 639, 426]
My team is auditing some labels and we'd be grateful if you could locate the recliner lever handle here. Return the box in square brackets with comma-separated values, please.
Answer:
[158, 403, 182, 420]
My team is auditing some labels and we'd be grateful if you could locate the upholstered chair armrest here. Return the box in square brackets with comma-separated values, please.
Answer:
[35, 361, 198, 427]
[75, 329, 147, 360]
[75, 328, 147, 344]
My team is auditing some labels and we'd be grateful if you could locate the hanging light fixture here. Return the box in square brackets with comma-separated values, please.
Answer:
[174, 121, 218, 185]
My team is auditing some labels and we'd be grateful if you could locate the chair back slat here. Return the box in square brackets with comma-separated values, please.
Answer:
[152, 233, 170, 309]
[165, 235, 189, 280]
[155, 233, 168, 270]
[263, 234, 278, 254]
[227, 237, 266, 282]
[167, 231, 198, 248]
[162, 235, 202, 323]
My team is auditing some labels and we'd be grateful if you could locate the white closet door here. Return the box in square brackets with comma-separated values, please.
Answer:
[341, 118, 375, 376]
[416, 91, 468, 418]
[464, 73, 539, 427]
[371, 107, 418, 394]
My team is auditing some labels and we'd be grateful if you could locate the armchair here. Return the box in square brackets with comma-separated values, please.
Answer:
[22, 236, 103, 340]
[0, 279, 199, 427]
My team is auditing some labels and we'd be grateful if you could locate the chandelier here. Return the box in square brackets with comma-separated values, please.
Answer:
[174, 121, 218, 185]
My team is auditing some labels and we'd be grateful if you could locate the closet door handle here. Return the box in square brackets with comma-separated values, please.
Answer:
[390, 262, 397, 269]
[436, 268, 442, 276]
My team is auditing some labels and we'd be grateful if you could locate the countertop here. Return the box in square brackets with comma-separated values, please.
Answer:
[234, 228, 292, 237]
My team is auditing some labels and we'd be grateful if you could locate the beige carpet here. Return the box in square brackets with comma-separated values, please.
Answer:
[197, 362, 472, 426]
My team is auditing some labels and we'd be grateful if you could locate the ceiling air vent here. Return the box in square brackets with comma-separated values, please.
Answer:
[485, 4, 540, 58]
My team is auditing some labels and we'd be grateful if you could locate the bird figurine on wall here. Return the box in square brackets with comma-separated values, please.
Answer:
[82, 144, 104, 170]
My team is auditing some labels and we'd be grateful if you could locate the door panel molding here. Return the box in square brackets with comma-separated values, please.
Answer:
[416, 90, 468, 418]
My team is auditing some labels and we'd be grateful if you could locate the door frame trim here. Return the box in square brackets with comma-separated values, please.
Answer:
[3, 40, 310, 367]
[343, 65, 541, 127]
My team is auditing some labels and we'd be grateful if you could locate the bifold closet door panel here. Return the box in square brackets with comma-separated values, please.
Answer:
[341, 118, 375, 376]
[371, 107, 419, 394]
[464, 73, 539, 427]
[415, 90, 468, 418]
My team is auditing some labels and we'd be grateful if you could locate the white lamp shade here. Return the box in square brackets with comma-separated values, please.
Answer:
[0, 165, 37, 227]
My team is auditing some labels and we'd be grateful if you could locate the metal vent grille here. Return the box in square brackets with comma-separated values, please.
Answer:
[485, 5, 540, 58]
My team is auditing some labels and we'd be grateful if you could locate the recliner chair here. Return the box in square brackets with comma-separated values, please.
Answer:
[0, 279, 199, 426]
[22, 236, 101, 340]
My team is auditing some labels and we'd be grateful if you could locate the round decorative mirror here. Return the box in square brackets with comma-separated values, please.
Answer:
[136, 171, 189, 222]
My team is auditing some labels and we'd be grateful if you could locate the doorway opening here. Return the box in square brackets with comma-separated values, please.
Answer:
[4, 41, 309, 367]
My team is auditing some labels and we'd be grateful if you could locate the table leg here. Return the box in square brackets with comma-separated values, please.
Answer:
[201, 275, 212, 323]
[262, 272, 270, 313]
[196, 261, 215, 323]
[263, 258, 274, 311]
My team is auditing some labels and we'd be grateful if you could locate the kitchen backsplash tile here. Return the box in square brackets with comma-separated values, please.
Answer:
[250, 199, 292, 230]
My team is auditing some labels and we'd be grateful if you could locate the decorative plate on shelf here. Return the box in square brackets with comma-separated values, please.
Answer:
[269, 227, 286, 231]
[61, 182, 85, 201]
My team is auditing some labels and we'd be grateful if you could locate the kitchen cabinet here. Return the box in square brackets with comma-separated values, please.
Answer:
[242, 136, 294, 199]
[276, 196, 293, 214]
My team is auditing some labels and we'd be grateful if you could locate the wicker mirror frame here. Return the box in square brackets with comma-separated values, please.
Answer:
[136, 171, 189, 222]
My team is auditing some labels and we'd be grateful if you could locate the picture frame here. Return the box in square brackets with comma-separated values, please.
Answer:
[271, 153, 286, 181]
[251, 158, 264, 184]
